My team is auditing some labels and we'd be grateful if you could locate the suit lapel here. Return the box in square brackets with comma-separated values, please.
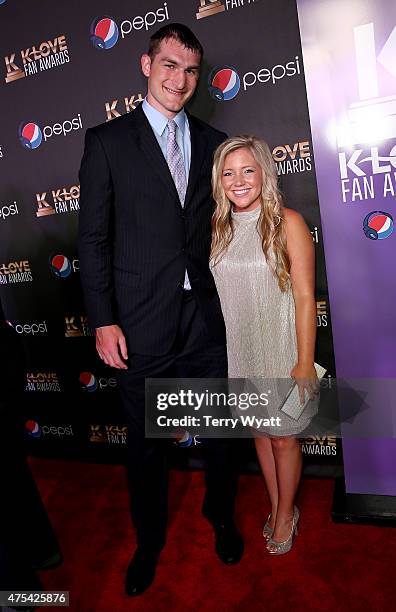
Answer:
[185, 112, 207, 208]
[131, 105, 179, 200]
[129, 105, 208, 208]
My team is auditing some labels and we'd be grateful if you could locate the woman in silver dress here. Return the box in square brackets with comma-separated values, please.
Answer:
[210, 135, 318, 555]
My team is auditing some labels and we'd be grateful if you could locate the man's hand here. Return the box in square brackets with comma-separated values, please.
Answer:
[96, 325, 128, 369]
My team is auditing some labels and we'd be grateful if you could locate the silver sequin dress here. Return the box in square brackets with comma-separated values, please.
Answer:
[211, 205, 316, 436]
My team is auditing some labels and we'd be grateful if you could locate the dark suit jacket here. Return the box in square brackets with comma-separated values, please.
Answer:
[78, 103, 226, 356]
[0, 298, 59, 587]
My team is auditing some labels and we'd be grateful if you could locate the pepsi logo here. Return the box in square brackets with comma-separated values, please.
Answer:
[79, 372, 98, 392]
[91, 17, 119, 50]
[363, 211, 394, 240]
[25, 421, 73, 437]
[208, 66, 240, 101]
[19, 114, 83, 149]
[25, 420, 41, 438]
[49, 254, 72, 278]
[19, 122, 42, 150]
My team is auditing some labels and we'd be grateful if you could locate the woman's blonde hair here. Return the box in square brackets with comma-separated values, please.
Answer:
[211, 135, 290, 291]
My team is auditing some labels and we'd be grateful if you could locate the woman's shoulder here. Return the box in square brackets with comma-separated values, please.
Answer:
[283, 207, 313, 249]
[283, 206, 304, 223]
[283, 207, 310, 233]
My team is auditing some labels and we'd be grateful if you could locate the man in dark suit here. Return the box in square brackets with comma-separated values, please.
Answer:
[0, 296, 61, 609]
[78, 23, 243, 596]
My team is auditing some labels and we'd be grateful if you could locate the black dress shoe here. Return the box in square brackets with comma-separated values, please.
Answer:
[125, 549, 159, 596]
[213, 522, 244, 565]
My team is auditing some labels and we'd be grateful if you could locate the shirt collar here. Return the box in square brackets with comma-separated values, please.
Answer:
[142, 97, 186, 138]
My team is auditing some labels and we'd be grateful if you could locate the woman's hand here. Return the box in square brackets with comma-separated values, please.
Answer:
[290, 363, 319, 405]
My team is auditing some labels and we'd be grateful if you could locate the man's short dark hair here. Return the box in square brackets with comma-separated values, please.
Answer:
[148, 23, 204, 61]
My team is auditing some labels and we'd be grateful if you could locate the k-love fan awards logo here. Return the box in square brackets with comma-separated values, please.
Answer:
[300, 436, 337, 457]
[196, 0, 260, 20]
[49, 254, 79, 278]
[0, 260, 33, 284]
[272, 141, 312, 176]
[4, 34, 70, 84]
[19, 113, 83, 150]
[316, 299, 328, 328]
[208, 56, 301, 101]
[90, 3, 170, 50]
[104, 93, 144, 121]
[196, 0, 225, 19]
[36, 183, 80, 217]
[334, 22, 396, 240]
[89, 424, 127, 445]
[79, 372, 117, 392]
[26, 372, 61, 392]
[340, 139, 396, 215]
[65, 314, 94, 337]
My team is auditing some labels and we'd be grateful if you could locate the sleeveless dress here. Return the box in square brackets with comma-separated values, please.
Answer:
[211, 205, 316, 436]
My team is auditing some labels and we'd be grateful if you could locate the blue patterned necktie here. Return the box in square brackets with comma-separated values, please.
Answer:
[167, 119, 187, 206]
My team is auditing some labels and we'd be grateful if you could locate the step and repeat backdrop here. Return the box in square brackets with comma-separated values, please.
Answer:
[298, 0, 396, 495]
[0, 0, 340, 472]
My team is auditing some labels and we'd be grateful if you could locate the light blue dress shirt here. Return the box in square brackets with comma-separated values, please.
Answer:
[142, 97, 191, 178]
[142, 98, 192, 289]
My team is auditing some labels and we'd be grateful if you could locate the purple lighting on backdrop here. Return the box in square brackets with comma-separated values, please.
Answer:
[297, 0, 396, 494]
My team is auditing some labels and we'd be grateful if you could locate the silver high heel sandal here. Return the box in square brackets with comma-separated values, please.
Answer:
[262, 513, 274, 541]
[267, 506, 299, 555]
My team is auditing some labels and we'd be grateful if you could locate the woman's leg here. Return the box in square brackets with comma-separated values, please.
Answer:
[268, 436, 302, 546]
[254, 435, 279, 529]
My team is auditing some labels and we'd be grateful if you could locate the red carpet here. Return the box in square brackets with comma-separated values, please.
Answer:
[29, 458, 396, 611]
